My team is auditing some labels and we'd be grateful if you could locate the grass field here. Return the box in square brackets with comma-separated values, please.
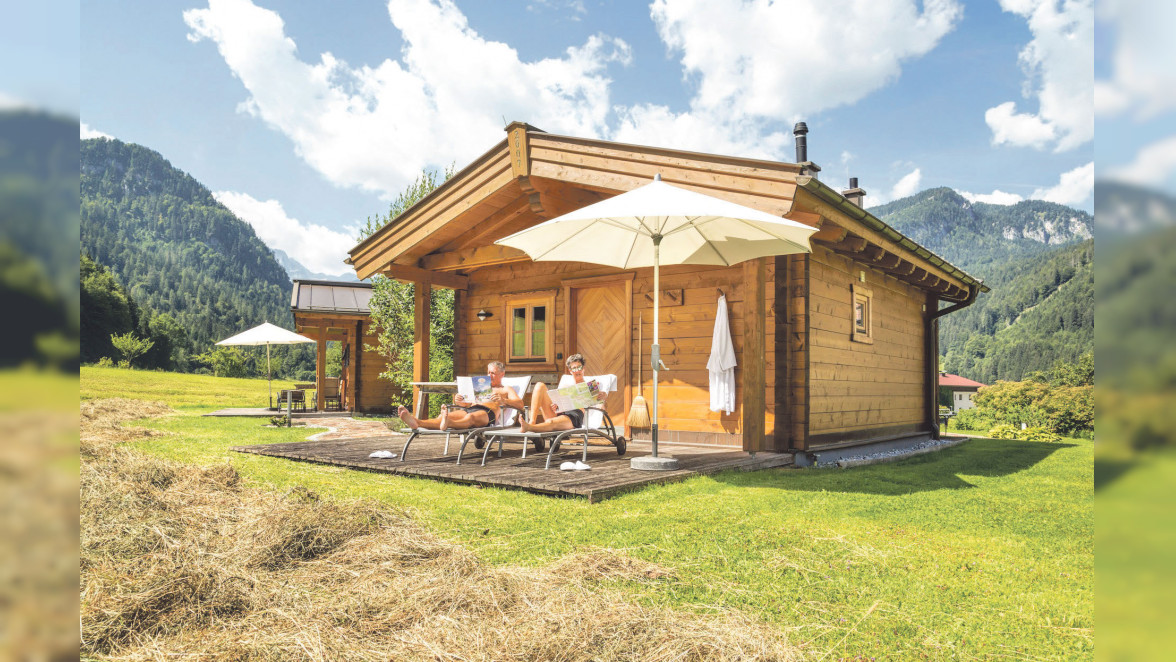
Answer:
[81, 366, 1094, 659]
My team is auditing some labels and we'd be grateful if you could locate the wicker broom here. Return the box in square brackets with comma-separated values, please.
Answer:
[627, 313, 651, 428]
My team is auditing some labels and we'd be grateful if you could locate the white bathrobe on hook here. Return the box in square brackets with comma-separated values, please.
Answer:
[707, 294, 737, 414]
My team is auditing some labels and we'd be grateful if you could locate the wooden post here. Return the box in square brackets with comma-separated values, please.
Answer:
[413, 280, 431, 416]
[354, 320, 364, 413]
[927, 294, 940, 438]
[345, 324, 357, 412]
[315, 325, 326, 411]
[452, 288, 466, 381]
[742, 257, 767, 452]
[773, 255, 791, 452]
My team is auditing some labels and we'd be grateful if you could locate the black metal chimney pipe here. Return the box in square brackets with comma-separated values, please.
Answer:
[793, 122, 808, 164]
[849, 176, 858, 189]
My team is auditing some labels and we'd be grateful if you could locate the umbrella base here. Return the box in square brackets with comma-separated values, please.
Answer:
[630, 455, 680, 471]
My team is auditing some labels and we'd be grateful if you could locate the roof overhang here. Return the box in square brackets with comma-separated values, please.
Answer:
[347, 123, 985, 302]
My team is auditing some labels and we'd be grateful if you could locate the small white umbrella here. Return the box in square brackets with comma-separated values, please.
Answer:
[496, 175, 817, 469]
[216, 322, 315, 408]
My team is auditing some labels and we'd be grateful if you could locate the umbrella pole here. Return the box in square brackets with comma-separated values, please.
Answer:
[632, 234, 679, 471]
[651, 237, 660, 458]
[267, 343, 272, 409]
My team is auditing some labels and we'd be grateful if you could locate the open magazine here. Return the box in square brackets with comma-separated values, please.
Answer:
[549, 379, 605, 413]
[456, 375, 495, 404]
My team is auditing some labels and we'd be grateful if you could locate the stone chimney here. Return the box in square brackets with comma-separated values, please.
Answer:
[793, 122, 821, 179]
[842, 176, 866, 207]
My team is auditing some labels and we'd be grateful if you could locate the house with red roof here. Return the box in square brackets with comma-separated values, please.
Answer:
[939, 372, 987, 413]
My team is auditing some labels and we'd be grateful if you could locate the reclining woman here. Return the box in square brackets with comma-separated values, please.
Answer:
[520, 353, 605, 434]
[397, 361, 524, 431]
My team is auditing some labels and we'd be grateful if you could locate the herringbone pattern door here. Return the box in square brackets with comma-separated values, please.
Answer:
[570, 283, 628, 425]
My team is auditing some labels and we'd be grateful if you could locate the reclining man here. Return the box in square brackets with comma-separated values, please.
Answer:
[397, 361, 524, 431]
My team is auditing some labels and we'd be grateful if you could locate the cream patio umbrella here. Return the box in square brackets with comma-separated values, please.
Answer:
[496, 174, 817, 470]
[216, 322, 315, 408]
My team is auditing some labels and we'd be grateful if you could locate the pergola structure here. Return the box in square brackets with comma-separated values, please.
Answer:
[290, 279, 398, 413]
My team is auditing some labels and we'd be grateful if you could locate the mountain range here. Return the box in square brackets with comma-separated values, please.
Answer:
[81, 137, 296, 359]
[0, 111, 80, 368]
[272, 247, 359, 283]
[870, 187, 1094, 384]
[78, 136, 1095, 384]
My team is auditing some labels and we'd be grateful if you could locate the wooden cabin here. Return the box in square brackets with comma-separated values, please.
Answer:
[290, 279, 400, 413]
[345, 123, 987, 452]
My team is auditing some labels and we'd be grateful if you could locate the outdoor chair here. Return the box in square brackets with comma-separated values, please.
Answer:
[321, 378, 341, 411]
[398, 375, 531, 464]
[481, 374, 626, 469]
[277, 389, 306, 412]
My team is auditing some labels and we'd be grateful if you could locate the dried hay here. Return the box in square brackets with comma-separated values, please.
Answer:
[81, 398, 802, 661]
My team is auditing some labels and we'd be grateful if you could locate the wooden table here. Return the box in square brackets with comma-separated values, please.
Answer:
[410, 381, 457, 418]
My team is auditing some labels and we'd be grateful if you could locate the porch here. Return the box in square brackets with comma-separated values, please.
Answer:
[232, 434, 794, 502]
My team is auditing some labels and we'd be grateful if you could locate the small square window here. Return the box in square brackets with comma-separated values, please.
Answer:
[502, 292, 556, 365]
[851, 284, 873, 344]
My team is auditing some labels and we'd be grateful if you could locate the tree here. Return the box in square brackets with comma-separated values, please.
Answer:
[197, 346, 249, 378]
[359, 166, 456, 407]
[110, 331, 154, 369]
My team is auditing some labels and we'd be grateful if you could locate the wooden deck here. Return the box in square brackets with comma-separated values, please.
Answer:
[231, 434, 794, 502]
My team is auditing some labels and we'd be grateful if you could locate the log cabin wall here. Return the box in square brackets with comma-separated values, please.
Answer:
[355, 319, 402, 413]
[456, 258, 776, 448]
[804, 245, 929, 448]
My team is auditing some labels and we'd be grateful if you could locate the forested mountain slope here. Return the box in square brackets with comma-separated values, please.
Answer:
[870, 188, 1093, 383]
[81, 138, 294, 356]
[0, 111, 79, 368]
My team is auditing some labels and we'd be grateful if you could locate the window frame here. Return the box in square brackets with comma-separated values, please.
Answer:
[851, 284, 874, 344]
[501, 291, 557, 367]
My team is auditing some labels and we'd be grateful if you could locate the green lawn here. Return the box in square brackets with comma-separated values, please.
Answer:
[82, 366, 1094, 659]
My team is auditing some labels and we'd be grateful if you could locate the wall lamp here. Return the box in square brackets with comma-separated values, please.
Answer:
[476, 309, 492, 321]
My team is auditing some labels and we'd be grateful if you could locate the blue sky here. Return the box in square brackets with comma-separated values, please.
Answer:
[0, 1, 79, 115]
[73, 0, 1104, 276]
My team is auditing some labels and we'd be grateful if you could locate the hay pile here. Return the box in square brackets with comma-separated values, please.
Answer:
[81, 399, 802, 661]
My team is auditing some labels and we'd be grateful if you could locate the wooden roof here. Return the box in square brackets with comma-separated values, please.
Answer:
[347, 123, 986, 302]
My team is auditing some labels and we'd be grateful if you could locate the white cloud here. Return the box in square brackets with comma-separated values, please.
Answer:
[616, 0, 961, 155]
[649, 0, 961, 121]
[890, 168, 923, 200]
[213, 190, 357, 276]
[81, 122, 112, 140]
[1107, 136, 1176, 187]
[864, 167, 922, 206]
[985, 101, 1055, 149]
[184, 0, 629, 199]
[0, 92, 33, 110]
[185, 0, 962, 193]
[986, 0, 1093, 152]
[1094, 1, 1176, 119]
[960, 189, 1024, 205]
[1029, 161, 1094, 205]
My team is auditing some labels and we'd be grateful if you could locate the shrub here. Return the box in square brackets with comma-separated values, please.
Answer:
[97, 356, 115, 368]
[954, 408, 995, 431]
[988, 424, 1019, 439]
[1020, 427, 1062, 443]
[269, 415, 289, 427]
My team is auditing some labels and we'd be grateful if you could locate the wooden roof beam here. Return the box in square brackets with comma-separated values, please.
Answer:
[381, 263, 469, 290]
[809, 223, 848, 243]
[873, 251, 902, 269]
[828, 234, 869, 254]
[420, 244, 531, 272]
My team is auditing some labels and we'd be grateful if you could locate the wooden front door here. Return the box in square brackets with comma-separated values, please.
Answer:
[566, 277, 632, 432]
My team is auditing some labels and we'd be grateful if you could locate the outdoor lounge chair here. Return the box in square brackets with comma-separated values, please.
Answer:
[398, 375, 531, 464]
[481, 374, 626, 469]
